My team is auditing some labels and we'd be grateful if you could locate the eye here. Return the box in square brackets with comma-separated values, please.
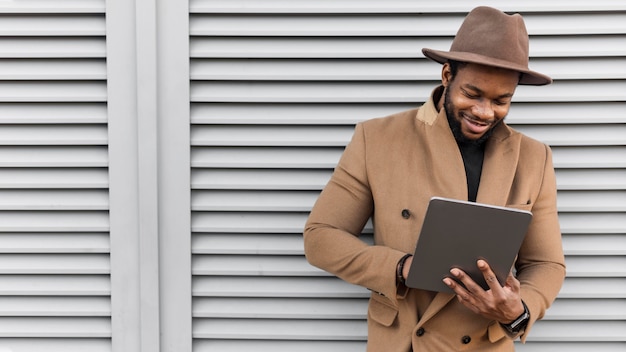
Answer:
[461, 89, 479, 99]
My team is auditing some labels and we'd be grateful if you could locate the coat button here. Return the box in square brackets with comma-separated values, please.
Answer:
[461, 335, 471, 344]
[416, 327, 425, 337]
[401, 209, 411, 219]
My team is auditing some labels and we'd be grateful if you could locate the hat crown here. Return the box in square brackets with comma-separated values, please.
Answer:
[450, 7, 529, 68]
[421, 6, 552, 85]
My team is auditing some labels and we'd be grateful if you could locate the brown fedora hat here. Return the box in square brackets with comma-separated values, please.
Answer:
[422, 6, 552, 85]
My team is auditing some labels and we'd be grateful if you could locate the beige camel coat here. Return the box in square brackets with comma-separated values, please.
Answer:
[304, 87, 566, 351]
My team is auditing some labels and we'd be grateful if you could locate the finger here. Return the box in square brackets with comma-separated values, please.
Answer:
[444, 278, 478, 309]
[449, 268, 483, 295]
[477, 259, 502, 292]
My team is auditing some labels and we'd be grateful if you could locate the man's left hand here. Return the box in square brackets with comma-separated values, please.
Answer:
[442, 259, 524, 323]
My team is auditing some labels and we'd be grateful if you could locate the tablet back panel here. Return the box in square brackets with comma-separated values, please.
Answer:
[405, 197, 532, 293]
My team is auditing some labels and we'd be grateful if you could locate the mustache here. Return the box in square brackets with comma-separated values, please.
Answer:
[461, 112, 496, 126]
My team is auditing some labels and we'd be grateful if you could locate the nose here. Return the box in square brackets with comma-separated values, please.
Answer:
[472, 100, 495, 121]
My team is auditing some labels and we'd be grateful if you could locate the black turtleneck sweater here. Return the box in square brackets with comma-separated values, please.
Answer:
[457, 141, 485, 202]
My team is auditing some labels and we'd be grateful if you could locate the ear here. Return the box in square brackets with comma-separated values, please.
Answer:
[441, 63, 452, 87]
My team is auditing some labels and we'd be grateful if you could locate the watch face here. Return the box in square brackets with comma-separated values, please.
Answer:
[509, 312, 530, 332]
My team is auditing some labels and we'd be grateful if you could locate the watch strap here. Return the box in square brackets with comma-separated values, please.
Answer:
[501, 300, 530, 333]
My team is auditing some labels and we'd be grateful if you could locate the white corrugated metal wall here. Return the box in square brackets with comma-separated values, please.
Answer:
[190, 1, 626, 351]
[0, 1, 624, 351]
[0, 0, 110, 351]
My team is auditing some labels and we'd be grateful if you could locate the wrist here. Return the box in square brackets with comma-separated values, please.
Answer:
[396, 254, 412, 285]
[500, 300, 530, 334]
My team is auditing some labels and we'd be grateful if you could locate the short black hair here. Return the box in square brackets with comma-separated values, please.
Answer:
[448, 60, 467, 80]
[447, 59, 522, 83]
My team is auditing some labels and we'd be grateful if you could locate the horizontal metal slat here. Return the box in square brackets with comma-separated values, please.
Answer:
[527, 320, 626, 341]
[562, 234, 626, 256]
[556, 169, 626, 190]
[0, 38, 106, 58]
[191, 102, 416, 125]
[557, 190, 626, 212]
[0, 254, 110, 274]
[0, 146, 108, 167]
[191, 146, 342, 169]
[191, 58, 440, 81]
[193, 318, 366, 340]
[0, 125, 107, 145]
[191, 125, 353, 147]
[0, 59, 106, 80]
[0, 339, 110, 352]
[192, 255, 318, 276]
[192, 211, 308, 233]
[0, 233, 110, 253]
[192, 169, 331, 190]
[0, 15, 105, 36]
[193, 297, 367, 319]
[192, 81, 434, 103]
[0, 189, 108, 210]
[193, 233, 303, 255]
[546, 298, 626, 320]
[193, 190, 316, 211]
[191, 0, 626, 13]
[0, 168, 108, 189]
[193, 339, 365, 352]
[552, 146, 626, 168]
[192, 81, 625, 103]
[0, 211, 109, 232]
[564, 256, 626, 277]
[514, 125, 626, 146]
[0, 296, 110, 316]
[0, 317, 110, 338]
[193, 276, 369, 298]
[559, 212, 626, 234]
[559, 278, 626, 298]
[0, 0, 104, 13]
[517, 341, 626, 352]
[191, 35, 626, 58]
[189, 13, 626, 36]
[0, 82, 106, 102]
[0, 275, 110, 296]
[0, 103, 107, 124]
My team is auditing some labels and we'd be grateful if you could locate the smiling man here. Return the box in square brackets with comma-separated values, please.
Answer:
[304, 6, 566, 351]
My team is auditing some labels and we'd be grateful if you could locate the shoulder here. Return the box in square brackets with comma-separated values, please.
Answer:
[359, 108, 420, 139]
[505, 125, 553, 169]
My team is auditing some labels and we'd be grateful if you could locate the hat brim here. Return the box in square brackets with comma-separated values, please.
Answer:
[422, 48, 552, 86]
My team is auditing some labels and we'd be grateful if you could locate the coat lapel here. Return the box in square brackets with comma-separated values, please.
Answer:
[416, 98, 468, 201]
[476, 123, 521, 206]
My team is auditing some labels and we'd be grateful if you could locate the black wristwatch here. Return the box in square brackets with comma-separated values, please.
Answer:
[501, 301, 530, 334]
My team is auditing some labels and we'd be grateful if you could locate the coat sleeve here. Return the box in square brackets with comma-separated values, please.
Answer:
[303, 122, 408, 301]
[516, 144, 566, 342]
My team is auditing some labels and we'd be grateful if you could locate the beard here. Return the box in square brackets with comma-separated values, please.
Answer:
[444, 87, 500, 146]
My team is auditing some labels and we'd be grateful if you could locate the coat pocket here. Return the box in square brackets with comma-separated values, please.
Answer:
[368, 292, 398, 327]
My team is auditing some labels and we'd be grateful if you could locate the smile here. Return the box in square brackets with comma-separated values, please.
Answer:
[460, 113, 493, 135]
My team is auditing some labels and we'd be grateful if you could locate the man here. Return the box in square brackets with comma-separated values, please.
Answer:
[303, 6, 566, 351]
